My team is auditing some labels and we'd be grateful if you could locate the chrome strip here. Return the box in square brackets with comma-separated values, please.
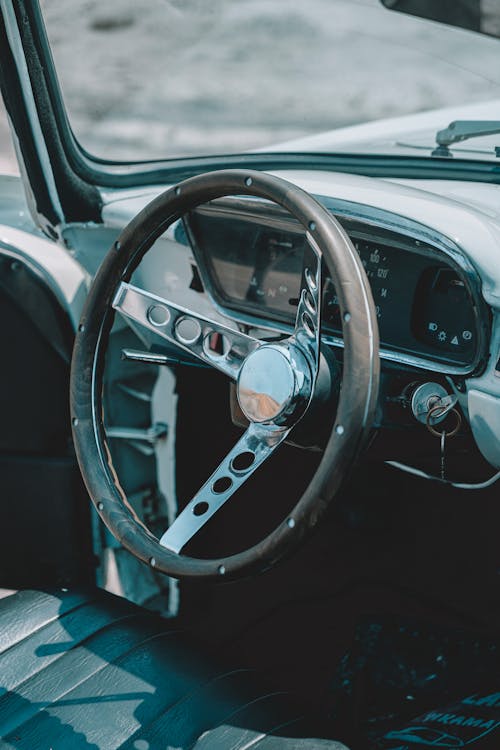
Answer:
[188, 279, 479, 376]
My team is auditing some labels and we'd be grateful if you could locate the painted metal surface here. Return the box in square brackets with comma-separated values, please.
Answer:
[0, 175, 87, 328]
[262, 98, 500, 157]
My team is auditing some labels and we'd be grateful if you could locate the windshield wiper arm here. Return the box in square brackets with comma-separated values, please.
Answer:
[433, 120, 500, 157]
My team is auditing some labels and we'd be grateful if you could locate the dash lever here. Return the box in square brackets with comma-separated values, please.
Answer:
[121, 348, 208, 368]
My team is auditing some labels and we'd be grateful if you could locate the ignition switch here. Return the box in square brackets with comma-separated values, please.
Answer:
[404, 381, 455, 426]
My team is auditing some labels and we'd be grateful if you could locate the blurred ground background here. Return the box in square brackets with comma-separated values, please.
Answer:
[1, 0, 500, 173]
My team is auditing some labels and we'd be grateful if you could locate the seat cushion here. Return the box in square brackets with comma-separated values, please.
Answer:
[0, 588, 348, 750]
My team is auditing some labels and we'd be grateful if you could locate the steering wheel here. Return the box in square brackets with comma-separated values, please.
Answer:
[70, 170, 379, 579]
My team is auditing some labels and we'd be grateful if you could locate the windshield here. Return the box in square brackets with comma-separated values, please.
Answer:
[40, 0, 500, 163]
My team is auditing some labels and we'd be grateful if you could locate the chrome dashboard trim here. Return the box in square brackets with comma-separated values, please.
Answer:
[182, 194, 489, 377]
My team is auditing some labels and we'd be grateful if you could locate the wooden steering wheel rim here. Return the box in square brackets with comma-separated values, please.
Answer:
[70, 169, 380, 579]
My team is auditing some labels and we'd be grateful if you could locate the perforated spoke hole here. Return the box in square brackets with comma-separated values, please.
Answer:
[175, 316, 202, 345]
[304, 290, 316, 314]
[231, 451, 255, 472]
[204, 332, 231, 358]
[305, 267, 317, 292]
[212, 476, 233, 494]
[301, 311, 315, 338]
[147, 305, 170, 327]
[193, 501, 209, 516]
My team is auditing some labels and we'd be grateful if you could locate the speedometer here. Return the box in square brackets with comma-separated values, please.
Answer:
[323, 237, 432, 346]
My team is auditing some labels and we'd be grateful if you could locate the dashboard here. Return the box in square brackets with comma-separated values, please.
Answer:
[185, 196, 489, 375]
[100, 170, 500, 469]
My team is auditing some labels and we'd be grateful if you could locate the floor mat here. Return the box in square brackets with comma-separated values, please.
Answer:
[328, 617, 500, 749]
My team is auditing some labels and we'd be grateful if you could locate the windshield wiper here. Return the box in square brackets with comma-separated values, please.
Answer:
[432, 120, 500, 157]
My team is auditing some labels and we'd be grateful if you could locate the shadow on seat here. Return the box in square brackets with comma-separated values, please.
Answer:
[0, 588, 348, 749]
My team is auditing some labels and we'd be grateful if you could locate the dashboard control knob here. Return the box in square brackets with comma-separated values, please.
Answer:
[408, 381, 449, 425]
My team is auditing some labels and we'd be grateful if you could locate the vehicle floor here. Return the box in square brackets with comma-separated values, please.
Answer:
[174, 368, 500, 748]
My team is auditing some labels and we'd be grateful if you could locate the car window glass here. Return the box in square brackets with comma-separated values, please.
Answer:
[40, 0, 500, 162]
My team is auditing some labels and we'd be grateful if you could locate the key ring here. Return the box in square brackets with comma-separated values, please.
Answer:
[426, 405, 462, 438]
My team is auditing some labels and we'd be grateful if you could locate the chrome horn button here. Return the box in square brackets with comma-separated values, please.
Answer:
[237, 345, 295, 423]
[237, 344, 311, 424]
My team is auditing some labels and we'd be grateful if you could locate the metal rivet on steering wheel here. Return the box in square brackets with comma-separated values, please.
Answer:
[70, 170, 379, 579]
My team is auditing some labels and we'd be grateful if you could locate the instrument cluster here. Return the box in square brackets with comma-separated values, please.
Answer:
[185, 199, 487, 372]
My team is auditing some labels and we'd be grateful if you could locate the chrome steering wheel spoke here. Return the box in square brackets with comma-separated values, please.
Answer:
[289, 232, 322, 374]
[115, 233, 323, 559]
[158, 422, 290, 554]
[113, 282, 260, 380]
